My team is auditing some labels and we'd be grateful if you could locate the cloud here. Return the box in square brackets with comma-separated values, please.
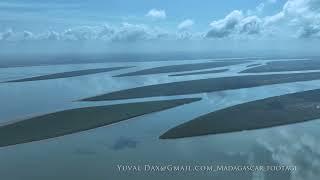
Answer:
[1, 0, 320, 42]
[0, 29, 14, 41]
[146, 9, 166, 20]
[111, 23, 154, 42]
[23, 31, 33, 40]
[206, 10, 262, 38]
[98, 24, 115, 40]
[176, 31, 194, 40]
[0, 29, 35, 41]
[61, 26, 99, 41]
[178, 19, 194, 30]
[264, 12, 285, 25]
[110, 137, 139, 151]
[269, 0, 320, 38]
[298, 25, 320, 38]
[39, 31, 60, 41]
[258, 128, 320, 180]
[240, 16, 262, 34]
[0, 23, 173, 42]
[205, 0, 320, 39]
[206, 10, 244, 38]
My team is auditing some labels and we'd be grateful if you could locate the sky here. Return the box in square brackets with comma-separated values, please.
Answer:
[0, 0, 282, 31]
[0, 0, 319, 55]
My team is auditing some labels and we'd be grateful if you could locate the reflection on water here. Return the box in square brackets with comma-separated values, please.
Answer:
[1, 57, 320, 180]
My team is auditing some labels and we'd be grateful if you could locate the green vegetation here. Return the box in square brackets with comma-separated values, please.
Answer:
[160, 89, 320, 139]
[82, 72, 320, 101]
[5, 67, 132, 82]
[241, 60, 320, 73]
[114, 61, 248, 77]
[0, 98, 201, 147]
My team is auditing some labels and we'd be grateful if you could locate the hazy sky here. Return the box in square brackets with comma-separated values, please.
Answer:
[0, 0, 319, 55]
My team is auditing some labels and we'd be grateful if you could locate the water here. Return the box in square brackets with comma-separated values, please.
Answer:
[1, 57, 320, 180]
